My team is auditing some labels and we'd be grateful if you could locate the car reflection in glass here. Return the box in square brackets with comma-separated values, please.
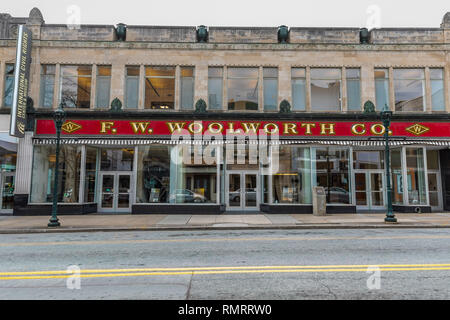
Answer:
[170, 189, 207, 203]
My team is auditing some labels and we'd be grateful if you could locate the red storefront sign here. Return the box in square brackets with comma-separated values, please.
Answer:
[35, 120, 450, 138]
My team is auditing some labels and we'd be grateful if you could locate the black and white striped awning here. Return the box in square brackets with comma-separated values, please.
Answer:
[32, 137, 450, 147]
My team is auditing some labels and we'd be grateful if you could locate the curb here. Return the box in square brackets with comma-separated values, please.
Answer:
[0, 223, 449, 234]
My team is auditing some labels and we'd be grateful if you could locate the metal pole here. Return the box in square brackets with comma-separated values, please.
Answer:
[383, 111, 397, 223]
[48, 105, 65, 227]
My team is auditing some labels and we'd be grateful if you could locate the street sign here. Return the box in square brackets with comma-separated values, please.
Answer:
[9, 25, 32, 138]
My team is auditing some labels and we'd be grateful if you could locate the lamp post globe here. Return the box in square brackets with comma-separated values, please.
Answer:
[48, 103, 66, 227]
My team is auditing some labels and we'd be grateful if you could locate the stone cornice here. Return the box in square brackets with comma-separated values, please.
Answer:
[0, 39, 449, 52]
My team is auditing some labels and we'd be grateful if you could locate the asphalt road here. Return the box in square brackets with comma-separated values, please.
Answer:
[0, 228, 449, 299]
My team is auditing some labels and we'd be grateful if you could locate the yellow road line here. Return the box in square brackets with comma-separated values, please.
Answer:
[1, 266, 450, 281]
[1, 263, 449, 280]
[1, 263, 450, 276]
[1, 234, 450, 247]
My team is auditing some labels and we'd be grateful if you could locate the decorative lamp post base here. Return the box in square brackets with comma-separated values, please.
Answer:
[384, 216, 398, 223]
[48, 217, 60, 227]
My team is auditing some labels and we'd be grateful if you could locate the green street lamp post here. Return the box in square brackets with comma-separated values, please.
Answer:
[48, 103, 66, 227]
[380, 105, 397, 223]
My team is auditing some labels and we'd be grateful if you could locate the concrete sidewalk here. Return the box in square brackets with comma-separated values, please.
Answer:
[0, 212, 449, 234]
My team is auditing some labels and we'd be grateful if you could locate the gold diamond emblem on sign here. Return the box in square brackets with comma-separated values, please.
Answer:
[61, 121, 82, 133]
[405, 123, 430, 136]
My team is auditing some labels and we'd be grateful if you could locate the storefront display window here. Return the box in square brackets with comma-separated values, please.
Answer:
[30, 145, 82, 203]
[271, 146, 311, 204]
[84, 147, 98, 202]
[100, 148, 133, 171]
[136, 145, 171, 203]
[313, 147, 350, 204]
[406, 148, 427, 205]
[170, 145, 217, 204]
[391, 149, 403, 205]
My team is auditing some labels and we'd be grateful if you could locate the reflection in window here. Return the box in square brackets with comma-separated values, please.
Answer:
[84, 147, 98, 202]
[263, 68, 278, 111]
[271, 146, 311, 204]
[406, 148, 427, 205]
[0, 151, 16, 172]
[208, 67, 223, 110]
[394, 69, 425, 112]
[39, 65, 55, 108]
[100, 148, 134, 171]
[60, 65, 92, 108]
[346, 68, 361, 111]
[3, 64, 14, 107]
[291, 68, 306, 111]
[144, 66, 175, 109]
[30, 145, 82, 203]
[227, 67, 258, 110]
[311, 68, 341, 111]
[375, 68, 389, 111]
[180, 67, 194, 110]
[96, 66, 111, 108]
[136, 146, 171, 203]
[125, 66, 139, 109]
[170, 145, 217, 203]
[391, 149, 403, 205]
[430, 68, 445, 111]
[136, 145, 218, 204]
[353, 151, 384, 169]
[314, 147, 350, 204]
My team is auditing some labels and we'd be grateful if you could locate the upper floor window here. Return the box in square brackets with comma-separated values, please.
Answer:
[180, 67, 194, 110]
[263, 68, 278, 111]
[208, 67, 223, 110]
[39, 65, 55, 108]
[310, 68, 341, 111]
[374, 68, 389, 111]
[145, 66, 175, 110]
[394, 68, 425, 112]
[291, 68, 306, 111]
[3, 64, 14, 108]
[60, 65, 92, 108]
[227, 67, 258, 111]
[430, 68, 445, 111]
[96, 66, 111, 108]
[346, 68, 361, 111]
[125, 66, 139, 109]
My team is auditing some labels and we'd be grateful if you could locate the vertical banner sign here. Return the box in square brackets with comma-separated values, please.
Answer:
[9, 25, 32, 138]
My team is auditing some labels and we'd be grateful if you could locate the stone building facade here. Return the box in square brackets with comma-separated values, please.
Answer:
[0, 8, 449, 215]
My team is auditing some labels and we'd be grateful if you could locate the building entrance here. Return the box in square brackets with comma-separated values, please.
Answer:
[98, 172, 133, 213]
[355, 170, 385, 210]
[226, 171, 259, 211]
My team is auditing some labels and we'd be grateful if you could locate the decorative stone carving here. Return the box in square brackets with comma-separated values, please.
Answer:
[441, 12, 450, 28]
[116, 23, 127, 41]
[196, 25, 208, 43]
[277, 25, 289, 43]
[363, 100, 376, 113]
[359, 28, 370, 44]
[28, 7, 44, 25]
[279, 100, 291, 113]
[194, 99, 207, 113]
[110, 98, 123, 112]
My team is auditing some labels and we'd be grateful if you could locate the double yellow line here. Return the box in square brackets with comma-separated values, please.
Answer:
[1, 263, 449, 281]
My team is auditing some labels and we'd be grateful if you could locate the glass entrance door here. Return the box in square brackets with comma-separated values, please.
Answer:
[355, 171, 385, 210]
[99, 172, 132, 213]
[226, 171, 259, 211]
[0, 172, 15, 213]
